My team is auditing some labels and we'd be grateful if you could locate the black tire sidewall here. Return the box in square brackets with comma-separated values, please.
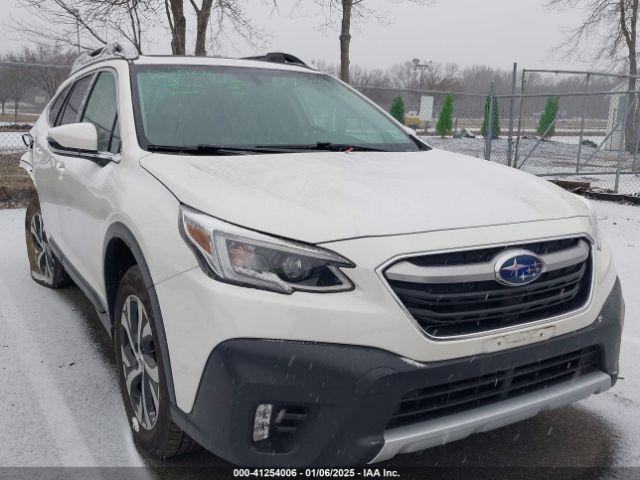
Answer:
[24, 195, 68, 288]
[113, 265, 174, 455]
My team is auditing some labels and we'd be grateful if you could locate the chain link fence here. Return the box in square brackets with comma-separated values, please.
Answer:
[362, 69, 640, 196]
[1, 63, 640, 205]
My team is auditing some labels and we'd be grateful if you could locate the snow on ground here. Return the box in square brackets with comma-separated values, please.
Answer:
[580, 200, 640, 468]
[0, 200, 639, 473]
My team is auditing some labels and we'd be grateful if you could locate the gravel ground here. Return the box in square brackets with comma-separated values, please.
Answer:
[0, 202, 639, 479]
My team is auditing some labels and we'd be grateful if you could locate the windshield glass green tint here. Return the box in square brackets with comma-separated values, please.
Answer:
[132, 65, 420, 151]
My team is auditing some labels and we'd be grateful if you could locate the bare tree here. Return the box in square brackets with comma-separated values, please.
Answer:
[2, 55, 33, 123]
[339, 0, 354, 83]
[205, 1, 269, 55]
[6, 0, 159, 54]
[303, 0, 435, 84]
[19, 46, 75, 99]
[547, 0, 639, 152]
[165, 0, 187, 54]
[162, 0, 267, 56]
[190, 0, 214, 55]
[387, 61, 460, 91]
[0, 68, 10, 116]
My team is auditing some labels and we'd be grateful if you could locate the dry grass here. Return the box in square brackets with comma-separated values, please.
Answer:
[0, 153, 35, 208]
[0, 112, 39, 124]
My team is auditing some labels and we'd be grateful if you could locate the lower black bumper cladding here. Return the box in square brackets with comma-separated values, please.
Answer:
[170, 279, 623, 467]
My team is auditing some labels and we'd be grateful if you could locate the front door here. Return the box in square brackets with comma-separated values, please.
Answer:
[56, 70, 122, 293]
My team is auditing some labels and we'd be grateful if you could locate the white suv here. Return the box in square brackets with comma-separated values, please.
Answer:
[21, 42, 623, 467]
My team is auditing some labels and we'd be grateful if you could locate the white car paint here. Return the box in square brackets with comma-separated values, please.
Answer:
[140, 149, 590, 244]
[47, 122, 99, 151]
[27, 54, 615, 424]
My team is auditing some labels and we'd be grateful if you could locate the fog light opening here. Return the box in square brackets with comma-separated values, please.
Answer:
[252, 403, 273, 442]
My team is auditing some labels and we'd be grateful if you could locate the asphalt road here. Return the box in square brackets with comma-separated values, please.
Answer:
[1, 203, 639, 480]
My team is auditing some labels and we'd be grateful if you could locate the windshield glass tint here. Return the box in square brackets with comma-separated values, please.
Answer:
[132, 65, 420, 151]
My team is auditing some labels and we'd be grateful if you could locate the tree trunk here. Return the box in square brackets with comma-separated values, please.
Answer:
[339, 0, 353, 83]
[194, 0, 214, 56]
[624, 61, 637, 155]
[621, 0, 639, 154]
[168, 0, 186, 55]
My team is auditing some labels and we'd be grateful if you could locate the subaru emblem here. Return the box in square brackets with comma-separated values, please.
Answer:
[494, 250, 545, 286]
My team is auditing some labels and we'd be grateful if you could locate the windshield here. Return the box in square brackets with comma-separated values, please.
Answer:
[131, 64, 425, 153]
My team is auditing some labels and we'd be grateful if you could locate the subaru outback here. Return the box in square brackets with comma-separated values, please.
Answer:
[20, 42, 624, 467]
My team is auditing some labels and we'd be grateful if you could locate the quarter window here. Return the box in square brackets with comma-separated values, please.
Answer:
[58, 74, 94, 126]
[81, 72, 120, 152]
[48, 85, 72, 125]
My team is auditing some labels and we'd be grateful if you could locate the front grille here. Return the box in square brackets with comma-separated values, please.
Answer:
[387, 346, 600, 429]
[406, 238, 579, 267]
[384, 238, 592, 338]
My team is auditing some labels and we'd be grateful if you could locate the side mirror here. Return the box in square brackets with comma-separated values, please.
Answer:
[48, 122, 98, 151]
[21, 132, 34, 149]
[47, 123, 117, 166]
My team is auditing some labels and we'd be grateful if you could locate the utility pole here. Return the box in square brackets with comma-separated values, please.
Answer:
[412, 58, 431, 92]
[70, 9, 81, 54]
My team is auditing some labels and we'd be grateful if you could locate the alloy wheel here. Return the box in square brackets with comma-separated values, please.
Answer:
[30, 213, 54, 281]
[120, 295, 160, 431]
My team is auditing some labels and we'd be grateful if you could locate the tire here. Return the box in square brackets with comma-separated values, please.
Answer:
[24, 195, 70, 288]
[114, 265, 198, 458]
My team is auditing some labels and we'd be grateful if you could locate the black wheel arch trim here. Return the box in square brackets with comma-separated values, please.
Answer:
[103, 221, 177, 404]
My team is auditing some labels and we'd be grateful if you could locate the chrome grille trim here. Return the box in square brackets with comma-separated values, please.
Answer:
[376, 235, 595, 341]
[385, 239, 589, 284]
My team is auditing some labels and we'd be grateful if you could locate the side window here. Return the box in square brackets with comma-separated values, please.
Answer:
[81, 72, 119, 152]
[48, 84, 72, 125]
[58, 74, 94, 126]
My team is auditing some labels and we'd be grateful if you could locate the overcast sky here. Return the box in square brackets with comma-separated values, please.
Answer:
[1, 0, 600, 72]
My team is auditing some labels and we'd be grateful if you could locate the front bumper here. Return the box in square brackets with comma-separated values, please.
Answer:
[171, 279, 623, 467]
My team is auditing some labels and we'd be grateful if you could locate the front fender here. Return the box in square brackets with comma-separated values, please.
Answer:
[19, 150, 34, 181]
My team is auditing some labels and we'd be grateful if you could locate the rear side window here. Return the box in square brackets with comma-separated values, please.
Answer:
[81, 72, 120, 152]
[58, 74, 94, 126]
[48, 85, 71, 125]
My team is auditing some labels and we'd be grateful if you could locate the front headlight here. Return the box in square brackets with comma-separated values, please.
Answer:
[179, 205, 355, 294]
[576, 196, 602, 250]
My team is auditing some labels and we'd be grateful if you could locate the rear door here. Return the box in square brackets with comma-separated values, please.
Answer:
[32, 80, 73, 244]
[35, 73, 95, 250]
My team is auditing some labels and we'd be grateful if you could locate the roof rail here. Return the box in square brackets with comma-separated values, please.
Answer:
[242, 52, 311, 69]
[71, 41, 139, 74]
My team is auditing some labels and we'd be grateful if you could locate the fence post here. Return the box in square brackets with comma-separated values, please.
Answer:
[615, 91, 631, 193]
[576, 73, 590, 174]
[513, 71, 527, 168]
[484, 82, 495, 161]
[633, 104, 640, 172]
[507, 63, 517, 167]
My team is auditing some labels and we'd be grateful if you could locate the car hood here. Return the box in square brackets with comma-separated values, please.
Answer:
[140, 149, 587, 244]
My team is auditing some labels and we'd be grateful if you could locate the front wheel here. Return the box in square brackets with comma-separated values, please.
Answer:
[24, 195, 70, 288]
[114, 265, 198, 457]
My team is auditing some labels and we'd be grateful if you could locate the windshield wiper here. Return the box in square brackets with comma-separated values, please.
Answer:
[255, 142, 388, 152]
[146, 142, 389, 155]
[146, 144, 285, 155]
